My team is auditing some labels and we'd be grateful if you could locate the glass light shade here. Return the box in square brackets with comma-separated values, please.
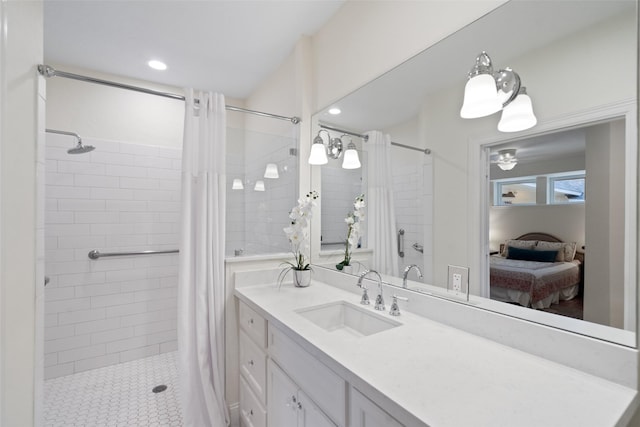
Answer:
[264, 163, 279, 179]
[254, 180, 265, 192]
[497, 93, 537, 132]
[232, 178, 244, 190]
[342, 145, 361, 169]
[308, 140, 328, 165]
[497, 161, 517, 171]
[460, 74, 502, 119]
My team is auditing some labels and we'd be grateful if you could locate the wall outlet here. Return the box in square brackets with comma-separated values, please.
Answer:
[452, 273, 462, 292]
[447, 265, 469, 300]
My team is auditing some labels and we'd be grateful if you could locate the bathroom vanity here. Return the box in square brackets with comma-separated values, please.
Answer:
[235, 271, 637, 427]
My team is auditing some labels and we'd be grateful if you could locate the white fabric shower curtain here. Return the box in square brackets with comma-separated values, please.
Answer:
[178, 89, 229, 427]
[365, 131, 399, 276]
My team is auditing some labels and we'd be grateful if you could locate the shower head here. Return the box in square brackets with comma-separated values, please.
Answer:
[46, 128, 95, 155]
[67, 141, 95, 154]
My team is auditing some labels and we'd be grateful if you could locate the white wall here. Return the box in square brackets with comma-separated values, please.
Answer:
[584, 121, 626, 328]
[1, 1, 43, 425]
[45, 64, 247, 148]
[44, 135, 181, 379]
[425, 11, 636, 290]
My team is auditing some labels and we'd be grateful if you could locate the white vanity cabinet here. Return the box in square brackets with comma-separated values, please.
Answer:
[349, 387, 403, 427]
[237, 298, 407, 427]
[239, 302, 268, 427]
[267, 360, 337, 427]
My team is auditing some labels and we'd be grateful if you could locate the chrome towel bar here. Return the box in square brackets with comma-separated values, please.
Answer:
[88, 249, 179, 259]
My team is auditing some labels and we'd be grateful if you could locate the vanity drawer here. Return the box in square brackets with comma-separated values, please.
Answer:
[240, 376, 267, 427]
[239, 301, 267, 348]
[239, 330, 267, 404]
[269, 324, 346, 427]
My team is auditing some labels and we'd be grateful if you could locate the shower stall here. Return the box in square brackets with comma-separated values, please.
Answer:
[41, 65, 301, 425]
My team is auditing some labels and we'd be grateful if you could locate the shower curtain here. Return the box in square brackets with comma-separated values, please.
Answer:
[365, 131, 399, 276]
[178, 89, 229, 427]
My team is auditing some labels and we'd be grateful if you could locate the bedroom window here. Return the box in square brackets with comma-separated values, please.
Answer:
[548, 173, 585, 204]
[495, 179, 537, 206]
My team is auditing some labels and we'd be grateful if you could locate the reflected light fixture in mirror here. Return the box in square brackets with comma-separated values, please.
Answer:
[309, 129, 329, 165]
[460, 52, 536, 132]
[342, 140, 361, 169]
[328, 107, 341, 115]
[308, 129, 361, 169]
[254, 180, 265, 192]
[264, 163, 279, 179]
[496, 148, 517, 170]
[232, 178, 244, 190]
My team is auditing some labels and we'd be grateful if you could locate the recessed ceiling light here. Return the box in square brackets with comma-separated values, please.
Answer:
[328, 107, 341, 115]
[148, 60, 167, 71]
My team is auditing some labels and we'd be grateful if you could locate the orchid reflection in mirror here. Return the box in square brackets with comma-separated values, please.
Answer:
[336, 194, 366, 272]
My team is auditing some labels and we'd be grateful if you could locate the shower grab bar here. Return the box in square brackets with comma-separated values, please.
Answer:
[88, 249, 179, 260]
[397, 229, 405, 258]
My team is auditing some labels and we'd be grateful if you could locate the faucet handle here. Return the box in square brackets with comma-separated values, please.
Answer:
[389, 294, 409, 316]
[360, 288, 370, 305]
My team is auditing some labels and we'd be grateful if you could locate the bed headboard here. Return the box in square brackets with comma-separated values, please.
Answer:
[509, 232, 584, 263]
[515, 232, 563, 243]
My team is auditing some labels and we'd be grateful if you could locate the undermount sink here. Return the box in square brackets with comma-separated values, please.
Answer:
[296, 301, 401, 338]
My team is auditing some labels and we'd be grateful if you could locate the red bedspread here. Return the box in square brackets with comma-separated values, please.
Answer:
[490, 256, 581, 305]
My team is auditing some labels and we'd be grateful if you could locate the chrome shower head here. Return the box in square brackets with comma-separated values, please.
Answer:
[46, 129, 95, 155]
[67, 141, 95, 154]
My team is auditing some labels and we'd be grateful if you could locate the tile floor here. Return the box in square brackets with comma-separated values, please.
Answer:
[44, 351, 182, 427]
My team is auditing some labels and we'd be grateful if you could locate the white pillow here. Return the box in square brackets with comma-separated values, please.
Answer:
[535, 241, 577, 262]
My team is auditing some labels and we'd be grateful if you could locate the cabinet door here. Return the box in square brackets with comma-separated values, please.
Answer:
[298, 391, 337, 427]
[350, 387, 403, 427]
[267, 360, 299, 427]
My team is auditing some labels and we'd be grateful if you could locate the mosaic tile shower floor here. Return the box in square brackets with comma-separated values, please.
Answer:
[44, 351, 182, 427]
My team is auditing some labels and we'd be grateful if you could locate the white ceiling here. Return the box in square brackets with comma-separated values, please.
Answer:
[44, 0, 345, 99]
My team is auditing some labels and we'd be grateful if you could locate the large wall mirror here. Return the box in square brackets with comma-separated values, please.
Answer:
[310, 0, 637, 347]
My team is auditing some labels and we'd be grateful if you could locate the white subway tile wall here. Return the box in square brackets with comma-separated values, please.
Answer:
[392, 157, 434, 283]
[44, 134, 181, 379]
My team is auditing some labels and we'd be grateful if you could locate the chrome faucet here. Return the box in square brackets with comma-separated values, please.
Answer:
[402, 264, 423, 289]
[357, 270, 385, 311]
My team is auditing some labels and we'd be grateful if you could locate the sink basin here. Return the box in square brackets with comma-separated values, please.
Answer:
[296, 301, 401, 338]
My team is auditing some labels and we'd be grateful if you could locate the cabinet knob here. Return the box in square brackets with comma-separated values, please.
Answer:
[249, 409, 254, 416]
[249, 318, 254, 324]
[248, 359, 254, 366]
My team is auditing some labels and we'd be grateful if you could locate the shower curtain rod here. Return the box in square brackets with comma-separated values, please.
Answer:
[319, 123, 431, 154]
[37, 64, 301, 124]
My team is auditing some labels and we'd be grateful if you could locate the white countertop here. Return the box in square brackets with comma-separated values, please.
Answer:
[235, 279, 637, 427]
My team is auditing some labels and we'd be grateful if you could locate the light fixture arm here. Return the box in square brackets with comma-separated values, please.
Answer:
[494, 68, 521, 108]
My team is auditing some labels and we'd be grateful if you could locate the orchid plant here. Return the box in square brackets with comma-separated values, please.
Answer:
[336, 194, 365, 270]
[282, 191, 319, 271]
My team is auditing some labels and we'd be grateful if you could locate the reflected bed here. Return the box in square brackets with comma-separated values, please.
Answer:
[490, 233, 583, 309]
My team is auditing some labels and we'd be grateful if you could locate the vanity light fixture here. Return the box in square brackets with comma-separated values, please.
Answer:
[496, 149, 518, 171]
[328, 107, 341, 115]
[264, 163, 279, 179]
[460, 52, 536, 132]
[232, 178, 244, 190]
[254, 180, 265, 192]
